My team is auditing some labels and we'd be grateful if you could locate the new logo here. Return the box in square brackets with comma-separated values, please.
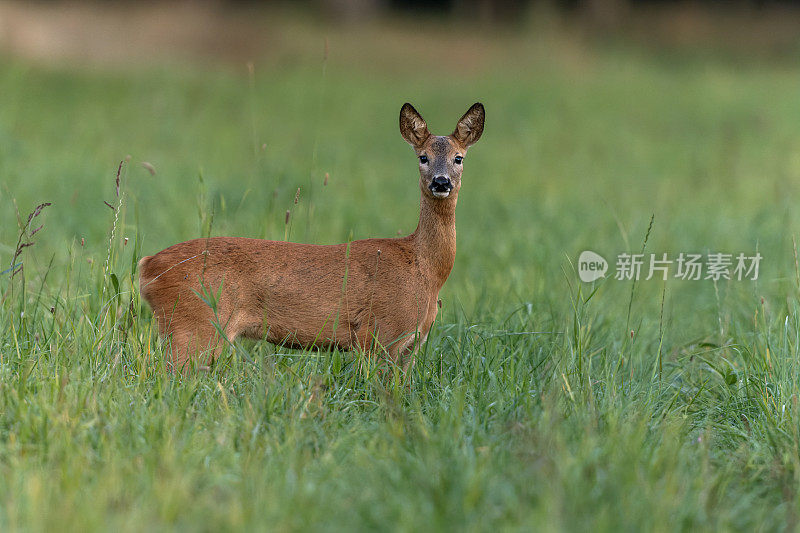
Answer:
[578, 250, 608, 282]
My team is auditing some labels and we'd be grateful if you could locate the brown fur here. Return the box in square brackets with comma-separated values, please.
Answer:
[138, 102, 484, 371]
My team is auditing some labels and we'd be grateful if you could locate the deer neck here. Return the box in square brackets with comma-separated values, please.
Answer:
[412, 192, 457, 287]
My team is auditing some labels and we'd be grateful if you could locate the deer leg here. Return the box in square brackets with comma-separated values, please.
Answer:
[366, 327, 418, 372]
[164, 318, 226, 373]
[396, 298, 439, 371]
[396, 330, 427, 372]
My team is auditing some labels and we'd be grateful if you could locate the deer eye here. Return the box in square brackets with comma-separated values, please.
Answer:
[454, 156, 463, 164]
[419, 155, 428, 164]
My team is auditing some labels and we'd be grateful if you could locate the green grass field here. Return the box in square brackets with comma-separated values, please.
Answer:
[2, 18, 800, 531]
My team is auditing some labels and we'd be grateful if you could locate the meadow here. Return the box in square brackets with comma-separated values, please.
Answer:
[1, 14, 800, 531]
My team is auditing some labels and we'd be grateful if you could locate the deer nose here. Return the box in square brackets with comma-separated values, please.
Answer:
[429, 176, 452, 193]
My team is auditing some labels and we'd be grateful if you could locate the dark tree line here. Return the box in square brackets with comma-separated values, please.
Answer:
[35, 0, 800, 24]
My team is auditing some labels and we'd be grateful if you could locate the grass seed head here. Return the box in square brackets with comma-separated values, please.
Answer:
[115, 160, 123, 196]
[141, 162, 156, 175]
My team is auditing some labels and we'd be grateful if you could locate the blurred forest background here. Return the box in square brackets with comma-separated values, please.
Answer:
[2, 0, 800, 65]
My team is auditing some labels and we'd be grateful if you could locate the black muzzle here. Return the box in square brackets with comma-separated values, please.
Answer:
[429, 176, 453, 194]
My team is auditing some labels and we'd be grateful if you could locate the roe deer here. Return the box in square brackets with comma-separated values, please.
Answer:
[138, 102, 485, 371]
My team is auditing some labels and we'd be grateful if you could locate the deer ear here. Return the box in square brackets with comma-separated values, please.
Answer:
[399, 103, 430, 148]
[453, 103, 485, 147]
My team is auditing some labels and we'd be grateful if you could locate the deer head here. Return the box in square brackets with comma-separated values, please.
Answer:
[399, 102, 485, 200]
